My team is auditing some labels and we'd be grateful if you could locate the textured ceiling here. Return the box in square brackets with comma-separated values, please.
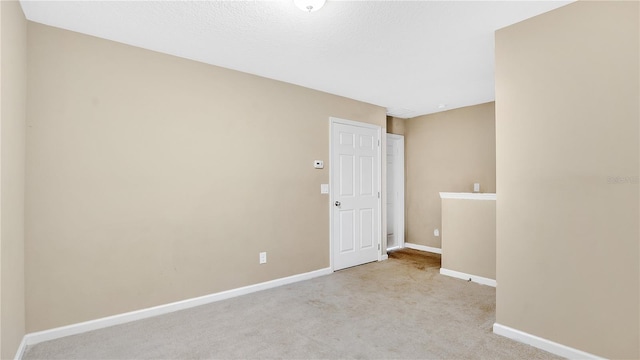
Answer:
[20, 0, 572, 118]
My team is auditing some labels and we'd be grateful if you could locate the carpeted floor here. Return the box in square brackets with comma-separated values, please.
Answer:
[23, 249, 560, 359]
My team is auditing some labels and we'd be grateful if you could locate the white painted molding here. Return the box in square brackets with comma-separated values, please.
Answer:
[13, 335, 27, 360]
[493, 323, 606, 360]
[439, 268, 496, 287]
[439, 192, 496, 200]
[404, 242, 442, 254]
[20, 267, 333, 350]
[380, 254, 389, 260]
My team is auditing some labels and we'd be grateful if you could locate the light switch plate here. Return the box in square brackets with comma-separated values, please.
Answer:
[320, 184, 329, 194]
[314, 160, 324, 169]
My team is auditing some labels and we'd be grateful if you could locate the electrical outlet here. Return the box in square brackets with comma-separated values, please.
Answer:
[259, 252, 267, 264]
[434, 229, 440, 237]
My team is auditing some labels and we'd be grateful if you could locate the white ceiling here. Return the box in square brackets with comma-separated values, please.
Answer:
[19, 0, 572, 118]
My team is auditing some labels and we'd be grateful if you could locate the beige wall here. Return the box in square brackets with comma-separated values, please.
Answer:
[386, 116, 405, 136]
[405, 103, 495, 249]
[0, 1, 27, 358]
[495, 1, 639, 358]
[441, 198, 495, 280]
[25, 23, 386, 332]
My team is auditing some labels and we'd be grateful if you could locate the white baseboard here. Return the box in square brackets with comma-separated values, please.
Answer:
[20, 267, 333, 351]
[380, 254, 389, 260]
[493, 323, 605, 359]
[439, 267, 496, 287]
[13, 335, 27, 360]
[404, 242, 442, 254]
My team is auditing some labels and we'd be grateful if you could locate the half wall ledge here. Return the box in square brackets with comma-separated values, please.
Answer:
[439, 192, 496, 200]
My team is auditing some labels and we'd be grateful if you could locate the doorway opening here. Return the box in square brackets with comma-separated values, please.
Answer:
[386, 133, 405, 251]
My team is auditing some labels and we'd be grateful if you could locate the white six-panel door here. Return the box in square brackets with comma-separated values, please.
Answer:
[331, 118, 380, 271]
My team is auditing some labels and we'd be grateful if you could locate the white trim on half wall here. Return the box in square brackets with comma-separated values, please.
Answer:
[439, 268, 496, 287]
[493, 323, 606, 360]
[439, 192, 496, 200]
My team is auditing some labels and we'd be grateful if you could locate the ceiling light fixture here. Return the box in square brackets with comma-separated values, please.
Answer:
[294, 0, 326, 13]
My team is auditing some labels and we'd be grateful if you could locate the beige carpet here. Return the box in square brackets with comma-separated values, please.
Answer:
[23, 249, 559, 359]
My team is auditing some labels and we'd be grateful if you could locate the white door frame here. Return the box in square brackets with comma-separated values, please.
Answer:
[329, 117, 382, 271]
[386, 133, 405, 250]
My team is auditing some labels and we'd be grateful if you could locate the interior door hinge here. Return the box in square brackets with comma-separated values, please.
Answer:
[378, 139, 380, 146]
[378, 192, 380, 199]
[378, 243, 381, 250]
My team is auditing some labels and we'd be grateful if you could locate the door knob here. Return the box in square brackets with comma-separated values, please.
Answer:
[335, 201, 341, 207]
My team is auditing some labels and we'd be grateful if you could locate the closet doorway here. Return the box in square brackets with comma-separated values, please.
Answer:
[386, 134, 405, 250]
